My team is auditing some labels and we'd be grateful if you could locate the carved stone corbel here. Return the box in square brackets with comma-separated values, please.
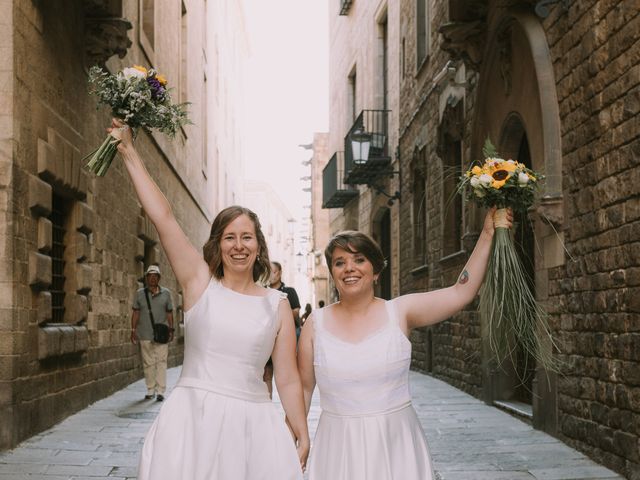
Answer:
[535, 194, 564, 230]
[84, 16, 132, 68]
[439, 20, 487, 72]
[84, 1, 131, 68]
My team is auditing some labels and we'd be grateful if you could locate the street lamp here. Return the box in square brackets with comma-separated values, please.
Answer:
[350, 128, 372, 165]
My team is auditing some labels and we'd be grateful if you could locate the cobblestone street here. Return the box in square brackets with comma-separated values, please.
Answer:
[0, 368, 623, 480]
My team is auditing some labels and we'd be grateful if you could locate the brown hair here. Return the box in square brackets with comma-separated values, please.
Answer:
[324, 230, 387, 276]
[202, 206, 271, 285]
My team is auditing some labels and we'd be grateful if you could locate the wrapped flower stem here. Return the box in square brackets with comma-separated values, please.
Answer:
[480, 208, 558, 374]
[83, 128, 136, 177]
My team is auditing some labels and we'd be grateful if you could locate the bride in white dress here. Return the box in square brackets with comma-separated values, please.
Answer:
[297, 208, 510, 480]
[108, 118, 309, 479]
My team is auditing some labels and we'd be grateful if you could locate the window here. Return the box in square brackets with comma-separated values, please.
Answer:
[402, 38, 406, 79]
[380, 15, 388, 110]
[442, 139, 462, 256]
[348, 68, 357, 122]
[202, 71, 208, 177]
[140, 0, 156, 63]
[416, 0, 429, 67]
[412, 148, 427, 265]
[49, 194, 72, 323]
[180, 1, 188, 105]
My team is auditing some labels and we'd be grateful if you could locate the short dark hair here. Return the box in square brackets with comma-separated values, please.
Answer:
[271, 261, 282, 272]
[324, 230, 387, 275]
[202, 206, 271, 285]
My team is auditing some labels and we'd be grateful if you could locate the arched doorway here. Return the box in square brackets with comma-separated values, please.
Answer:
[470, 8, 564, 434]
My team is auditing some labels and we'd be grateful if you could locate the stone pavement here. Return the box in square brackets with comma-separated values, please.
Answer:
[0, 368, 623, 480]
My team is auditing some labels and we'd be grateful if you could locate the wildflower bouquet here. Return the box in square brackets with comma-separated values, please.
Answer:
[83, 65, 190, 176]
[459, 139, 557, 373]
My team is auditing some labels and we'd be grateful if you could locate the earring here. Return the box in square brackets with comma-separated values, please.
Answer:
[257, 254, 260, 261]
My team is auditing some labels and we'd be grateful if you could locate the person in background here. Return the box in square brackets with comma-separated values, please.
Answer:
[263, 261, 301, 397]
[300, 303, 312, 326]
[131, 264, 174, 402]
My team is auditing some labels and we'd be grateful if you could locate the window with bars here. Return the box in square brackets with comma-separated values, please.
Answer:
[50, 194, 72, 323]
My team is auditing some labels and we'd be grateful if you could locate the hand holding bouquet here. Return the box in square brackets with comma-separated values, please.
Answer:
[459, 139, 558, 373]
[83, 65, 190, 176]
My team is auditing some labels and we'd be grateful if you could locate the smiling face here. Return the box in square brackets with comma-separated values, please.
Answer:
[220, 214, 260, 277]
[330, 246, 378, 298]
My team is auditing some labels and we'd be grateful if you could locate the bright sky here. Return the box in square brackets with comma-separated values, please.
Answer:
[242, 0, 329, 233]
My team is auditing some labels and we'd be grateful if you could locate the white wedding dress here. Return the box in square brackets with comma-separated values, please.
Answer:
[307, 301, 435, 479]
[138, 279, 302, 480]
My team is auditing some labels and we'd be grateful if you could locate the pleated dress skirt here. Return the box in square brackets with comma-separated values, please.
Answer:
[308, 403, 433, 480]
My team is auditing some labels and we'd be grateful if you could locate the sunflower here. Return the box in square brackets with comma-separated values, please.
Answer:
[133, 65, 148, 75]
[491, 168, 511, 189]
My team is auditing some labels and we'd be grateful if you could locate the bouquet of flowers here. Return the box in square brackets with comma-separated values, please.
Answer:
[459, 139, 558, 373]
[83, 65, 190, 176]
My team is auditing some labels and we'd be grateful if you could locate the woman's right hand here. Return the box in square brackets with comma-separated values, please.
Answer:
[107, 118, 134, 154]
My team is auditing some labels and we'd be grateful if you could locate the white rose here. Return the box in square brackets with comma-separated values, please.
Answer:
[518, 172, 530, 186]
[479, 174, 493, 187]
[122, 67, 146, 79]
[470, 176, 480, 188]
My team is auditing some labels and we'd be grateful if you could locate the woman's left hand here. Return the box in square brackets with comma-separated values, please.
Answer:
[297, 437, 310, 472]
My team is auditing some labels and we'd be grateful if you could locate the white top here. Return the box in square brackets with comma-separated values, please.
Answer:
[313, 300, 413, 416]
[178, 279, 286, 402]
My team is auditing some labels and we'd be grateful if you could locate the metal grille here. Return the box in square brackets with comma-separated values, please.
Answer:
[50, 195, 68, 323]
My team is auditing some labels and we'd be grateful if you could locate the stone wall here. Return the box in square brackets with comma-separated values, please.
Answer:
[544, 1, 640, 476]
[0, 0, 212, 449]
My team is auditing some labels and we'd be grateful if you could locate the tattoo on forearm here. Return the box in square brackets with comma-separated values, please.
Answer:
[459, 270, 469, 284]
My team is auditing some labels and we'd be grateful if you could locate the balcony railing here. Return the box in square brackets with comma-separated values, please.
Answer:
[339, 0, 353, 15]
[322, 151, 358, 208]
[344, 109, 392, 185]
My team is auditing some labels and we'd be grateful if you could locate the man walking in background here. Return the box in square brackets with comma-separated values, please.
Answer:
[131, 264, 174, 402]
[263, 261, 301, 397]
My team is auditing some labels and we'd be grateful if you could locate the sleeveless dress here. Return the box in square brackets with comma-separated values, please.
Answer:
[138, 279, 302, 480]
[307, 301, 435, 480]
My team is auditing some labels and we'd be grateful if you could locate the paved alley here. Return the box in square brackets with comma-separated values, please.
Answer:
[0, 368, 623, 480]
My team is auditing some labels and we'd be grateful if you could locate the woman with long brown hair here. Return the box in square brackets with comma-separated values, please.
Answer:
[108, 119, 309, 479]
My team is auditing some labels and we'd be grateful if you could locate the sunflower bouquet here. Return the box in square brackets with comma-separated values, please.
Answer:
[459, 139, 557, 373]
[83, 65, 190, 176]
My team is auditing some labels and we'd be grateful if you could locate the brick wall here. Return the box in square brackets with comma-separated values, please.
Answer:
[545, 1, 640, 476]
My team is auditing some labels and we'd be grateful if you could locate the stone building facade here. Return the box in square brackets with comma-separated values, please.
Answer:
[394, 0, 639, 477]
[323, 0, 402, 302]
[0, 0, 246, 449]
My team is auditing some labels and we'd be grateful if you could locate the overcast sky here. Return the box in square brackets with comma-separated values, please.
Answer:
[242, 0, 329, 239]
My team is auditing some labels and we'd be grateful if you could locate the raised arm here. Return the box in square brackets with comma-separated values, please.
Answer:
[271, 299, 310, 470]
[395, 207, 511, 330]
[109, 119, 210, 308]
